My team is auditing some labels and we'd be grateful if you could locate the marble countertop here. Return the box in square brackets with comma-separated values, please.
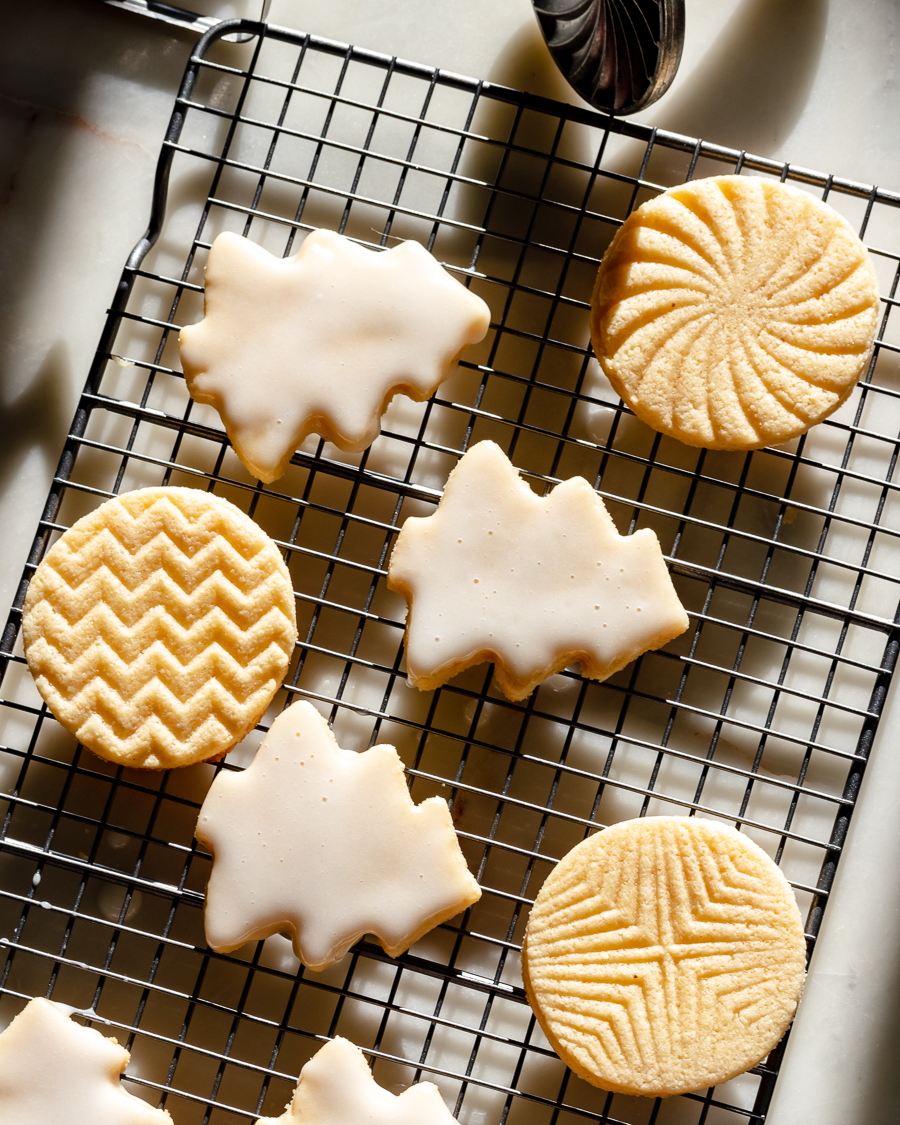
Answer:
[2, 1, 900, 1121]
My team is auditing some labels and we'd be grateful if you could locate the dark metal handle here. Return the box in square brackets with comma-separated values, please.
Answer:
[534, 0, 685, 116]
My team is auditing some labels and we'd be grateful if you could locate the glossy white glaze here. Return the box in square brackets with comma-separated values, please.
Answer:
[179, 230, 490, 481]
[388, 441, 688, 700]
[196, 700, 481, 969]
[0, 998, 170, 1125]
[257, 1036, 457, 1125]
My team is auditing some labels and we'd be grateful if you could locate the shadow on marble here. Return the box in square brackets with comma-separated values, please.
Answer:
[854, 956, 900, 1125]
[0, 341, 70, 496]
[651, 0, 829, 167]
[0, 0, 204, 605]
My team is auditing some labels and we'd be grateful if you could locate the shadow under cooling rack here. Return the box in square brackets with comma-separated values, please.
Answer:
[2, 17, 900, 1125]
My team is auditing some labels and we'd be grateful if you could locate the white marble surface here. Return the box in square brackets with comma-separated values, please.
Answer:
[1, 1, 900, 1122]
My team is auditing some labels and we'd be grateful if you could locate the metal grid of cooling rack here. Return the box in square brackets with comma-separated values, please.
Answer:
[2, 16, 900, 1125]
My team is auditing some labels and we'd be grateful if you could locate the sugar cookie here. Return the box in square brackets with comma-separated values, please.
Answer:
[23, 487, 297, 769]
[196, 700, 481, 970]
[387, 441, 688, 701]
[179, 230, 491, 482]
[257, 1036, 457, 1125]
[0, 997, 171, 1125]
[522, 817, 807, 1097]
[591, 175, 880, 450]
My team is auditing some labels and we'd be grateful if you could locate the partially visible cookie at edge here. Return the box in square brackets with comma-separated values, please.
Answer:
[0, 996, 171, 1124]
[522, 816, 807, 1098]
[256, 1035, 458, 1125]
[591, 175, 880, 450]
[23, 486, 297, 769]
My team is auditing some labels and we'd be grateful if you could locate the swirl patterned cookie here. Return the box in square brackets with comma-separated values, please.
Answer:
[591, 176, 880, 450]
[23, 487, 297, 769]
[522, 817, 806, 1097]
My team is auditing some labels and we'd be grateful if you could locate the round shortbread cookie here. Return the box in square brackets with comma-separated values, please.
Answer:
[23, 487, 298, 769]
[591, 175, 880, 450]
[522, 817, 806, 1097]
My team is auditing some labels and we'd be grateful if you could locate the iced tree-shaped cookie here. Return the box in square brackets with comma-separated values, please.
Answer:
[257, 1036, 457, 1125]
[179, 230, 491, 482]
[0, 997, 171, 1125]
[196, 701, 481, 969]
[387, 441, 689, 701]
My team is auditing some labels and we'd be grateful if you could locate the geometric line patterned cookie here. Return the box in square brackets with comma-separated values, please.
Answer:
[387, 441, 688, 701]
[179, 230, 491, 483]
[196, 700, 481, 970]
[23, 487, 297, 770]
[257, 1036, 458, 1125]
[591, 176, 880, 450]
[522, 817, 807, 1097]
[0, 996, 171, 1125]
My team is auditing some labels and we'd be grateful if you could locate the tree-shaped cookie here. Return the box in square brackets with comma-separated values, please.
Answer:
[257, 1036, 457, 1125]
[195, 700, 481, 969]
[179, 230, 491, 482]
[387, 441, 689, 701]
[0, 997, 171, 1125]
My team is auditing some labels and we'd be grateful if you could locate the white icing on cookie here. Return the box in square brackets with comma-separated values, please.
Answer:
[0, 998, 171, 1125]
[257, 1036, 457, 1125]
[179, 230, 491, 482]
[387, 441, 689, 701]
[196, 700, 481, 970]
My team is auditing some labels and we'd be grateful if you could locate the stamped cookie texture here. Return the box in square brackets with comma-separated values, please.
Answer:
[179, 229, 491, 482]
[591, 175, 880, 450]
[0, 997, 171, 1125]
[23, 487, 297, 770]
[196, 700, 481, 970]
[387, 441, 688, 701]
[257, 1036, 457, 1125]
[522, 817, 807, 1097]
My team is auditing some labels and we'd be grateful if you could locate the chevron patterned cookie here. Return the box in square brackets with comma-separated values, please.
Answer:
[0, 997, 171, 1125]
[179, 230, 491, 483]
[522, 817, 806, 1097]
[23, 487, 297, 769]
[591, 176, 880, 450]
[257, 1036, 458, 1125]
[197, 700, 480, 969]
[387, 441, 688, 701]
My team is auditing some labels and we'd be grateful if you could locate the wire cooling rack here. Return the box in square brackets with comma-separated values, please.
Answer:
[3, 16, 900, 1125]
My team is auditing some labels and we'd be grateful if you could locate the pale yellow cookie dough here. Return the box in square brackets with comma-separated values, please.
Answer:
[522, 817, 806, 1097]
[387, 441, 688, 701]
[23, 487, 297, 769]
[591, 175, 880, 450]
